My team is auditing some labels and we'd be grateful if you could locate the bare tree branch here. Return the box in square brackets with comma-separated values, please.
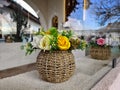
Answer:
[93, 0, 120, 25]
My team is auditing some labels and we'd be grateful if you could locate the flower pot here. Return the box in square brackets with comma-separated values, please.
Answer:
[90, 47, 111, 60]
[36, 50, 75, 83]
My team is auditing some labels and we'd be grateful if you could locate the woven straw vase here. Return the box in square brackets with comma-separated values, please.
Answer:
[90, 47, 111, 60]
[36, 50, 75, 83]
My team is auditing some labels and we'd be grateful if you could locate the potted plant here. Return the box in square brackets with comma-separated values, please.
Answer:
[22, 27, 87, 83]
[88, 36, 111, 60]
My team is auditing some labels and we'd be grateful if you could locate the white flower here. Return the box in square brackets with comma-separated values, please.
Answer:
[91, 37, 96, 41]
[38, 35, 51, 50]
[31, 35, 42, 48]
[71, 35, 79, 39]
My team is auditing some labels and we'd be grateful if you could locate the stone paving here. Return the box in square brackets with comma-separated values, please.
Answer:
[0, 43, 120, 90]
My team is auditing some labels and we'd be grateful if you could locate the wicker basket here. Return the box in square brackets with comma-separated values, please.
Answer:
[36, 50, 75, 83]
[90, 47, 111, 60]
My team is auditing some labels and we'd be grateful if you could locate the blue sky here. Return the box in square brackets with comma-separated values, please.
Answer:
[69, 0, 116, 30]
[13, 0, 119, 30]
[69, 0, 98, 30]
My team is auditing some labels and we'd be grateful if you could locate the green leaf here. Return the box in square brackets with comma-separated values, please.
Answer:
[49, 27, 58, 37]
[50, 37, 58, 50]
[61, 30, 73, 39]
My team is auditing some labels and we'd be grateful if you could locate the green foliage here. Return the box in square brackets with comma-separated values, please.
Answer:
[49, 27, 58, 37]
[49, 27, 58, 51]
[22, 27, 87, 55]
[50, 37, 58, 51]
[26, 43, 34, 55]
[61, 30, 73, 39]
[77, 40, 87, 50]
[21, 43, 34, 55]
[88, 40, 98, 47]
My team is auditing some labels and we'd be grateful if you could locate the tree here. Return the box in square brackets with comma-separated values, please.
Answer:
[93, 0, 120, 25]
[11, 3, 27, 42]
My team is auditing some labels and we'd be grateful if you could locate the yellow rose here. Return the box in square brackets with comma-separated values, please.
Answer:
[57, 35, 70, 50]
[39, 35, 51, 50]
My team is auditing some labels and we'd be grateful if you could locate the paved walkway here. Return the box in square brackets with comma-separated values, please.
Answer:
[91, 57, 120, 90]
[0, 43, 39, 70]
[0, 43, 120, 90]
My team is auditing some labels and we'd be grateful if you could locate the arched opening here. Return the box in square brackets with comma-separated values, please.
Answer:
[24, 0, 47, 29]
[52, 15, 58, 28]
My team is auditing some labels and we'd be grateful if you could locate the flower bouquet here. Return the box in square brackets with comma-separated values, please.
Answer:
[21, 27, 87, 83]
[22, 27, 86, 55]
[88, 36, 111, 60]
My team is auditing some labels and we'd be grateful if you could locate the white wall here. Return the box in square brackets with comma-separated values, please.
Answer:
[25, 0, 48, 29]
[47, 0, 64, 29]
[25, 0, 65, 30]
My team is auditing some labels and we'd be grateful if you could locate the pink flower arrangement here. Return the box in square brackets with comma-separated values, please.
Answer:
[88, 36, 110, 47]
[97, 38, 105, 46]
